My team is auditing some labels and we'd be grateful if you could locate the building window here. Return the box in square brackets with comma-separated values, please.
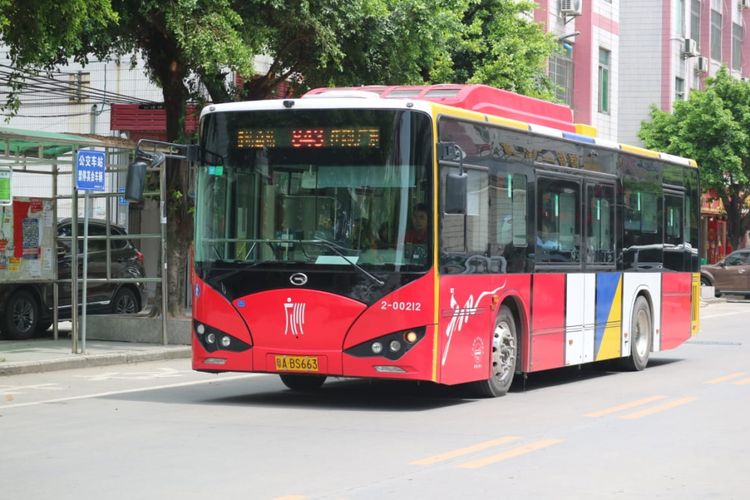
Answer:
[690, 0, 700, 46]
[550, 44, 573, 105]
[676, 0, 686, 38]
[598, 48, 611, 114]
[732, 23, 743, 71]
[675, 77, 685, 101]
[710, 9, 722, 61]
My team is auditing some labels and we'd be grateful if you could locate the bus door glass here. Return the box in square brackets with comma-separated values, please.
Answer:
[584, 182, 615, 267]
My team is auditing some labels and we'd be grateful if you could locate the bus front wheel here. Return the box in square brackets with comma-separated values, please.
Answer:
[620, 296, 652, 371]
[280, 374, 327, 391]
[472, 305, 518, 398]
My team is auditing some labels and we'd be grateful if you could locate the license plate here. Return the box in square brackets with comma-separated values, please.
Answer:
[274, 355, 319, 372]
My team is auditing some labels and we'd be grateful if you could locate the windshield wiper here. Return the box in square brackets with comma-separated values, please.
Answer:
[301, 239, 385, 286]
[205, 238, 384, 287]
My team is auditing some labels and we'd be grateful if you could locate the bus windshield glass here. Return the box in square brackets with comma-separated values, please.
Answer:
[195, 108, 433, 274]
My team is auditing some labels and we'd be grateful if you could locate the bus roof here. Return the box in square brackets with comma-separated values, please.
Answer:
[201, 84, 697, 168]
[304, 84, 577, 132]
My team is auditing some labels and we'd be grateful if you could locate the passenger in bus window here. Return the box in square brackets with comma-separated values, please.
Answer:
[537, 219, 559, 251]
[406, 203, 429, 244]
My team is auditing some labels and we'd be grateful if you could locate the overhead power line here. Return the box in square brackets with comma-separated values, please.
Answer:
[0, 63, 158, 106]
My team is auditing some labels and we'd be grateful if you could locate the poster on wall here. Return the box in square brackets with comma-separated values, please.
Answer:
[0, 197, 55, 281]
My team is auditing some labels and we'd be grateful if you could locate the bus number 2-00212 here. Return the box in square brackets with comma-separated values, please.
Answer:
[380, 301, 422, 311]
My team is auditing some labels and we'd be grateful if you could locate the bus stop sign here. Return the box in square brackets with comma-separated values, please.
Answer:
[76, 150, 106, 191]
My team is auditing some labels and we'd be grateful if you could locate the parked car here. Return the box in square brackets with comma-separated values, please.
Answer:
[0, 219, 145, 339]
[700, 248, 750, 298]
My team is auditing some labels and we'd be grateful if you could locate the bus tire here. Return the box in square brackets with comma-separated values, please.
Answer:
[471, 305, 518, 398]
[620, 296, 652, 371]
[280, 374, 327, 391]
[1, 289, 39, 340]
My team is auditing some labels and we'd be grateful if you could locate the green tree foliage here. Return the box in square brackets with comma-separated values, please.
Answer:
[639, 68, 750, 249]
[453, 0, 558, 99]
[1, 0, 557, 313]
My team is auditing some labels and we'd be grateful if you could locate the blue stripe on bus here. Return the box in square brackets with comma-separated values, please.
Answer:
[562, 132, 596, 144]
[595, 273, 621, 356]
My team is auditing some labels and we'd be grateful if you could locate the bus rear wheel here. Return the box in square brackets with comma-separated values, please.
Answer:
[620, 296, 652, 371]
[280, 374, 327, 391]
[472, 305, 518, 398]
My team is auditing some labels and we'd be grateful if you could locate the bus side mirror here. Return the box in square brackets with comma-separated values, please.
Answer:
[125, 159, 148, 202]
[445, 172, 468, 214]
[126, 150, 167, 202]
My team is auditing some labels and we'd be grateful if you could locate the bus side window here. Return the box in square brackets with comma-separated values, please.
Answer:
[585, 183, 615, 265]
[489, 167, 528, 273]
[536, 176, 581, 266]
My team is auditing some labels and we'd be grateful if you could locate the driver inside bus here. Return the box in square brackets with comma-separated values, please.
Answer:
[405, 203, 429, 244]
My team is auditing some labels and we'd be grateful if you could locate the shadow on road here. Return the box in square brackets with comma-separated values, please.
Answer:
[101, 357, 685, 411]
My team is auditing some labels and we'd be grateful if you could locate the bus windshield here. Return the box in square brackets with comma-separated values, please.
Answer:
[195, 108, 433, 275]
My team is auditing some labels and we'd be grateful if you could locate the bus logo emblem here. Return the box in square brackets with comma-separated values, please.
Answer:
[290, 273, 308, 286]
[284, 298, 306, 336]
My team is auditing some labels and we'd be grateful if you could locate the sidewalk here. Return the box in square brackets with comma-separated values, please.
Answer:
[0, 336, 191, 376]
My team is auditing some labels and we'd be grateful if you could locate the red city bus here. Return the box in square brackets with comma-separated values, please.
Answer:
[180, 84, 701, 397]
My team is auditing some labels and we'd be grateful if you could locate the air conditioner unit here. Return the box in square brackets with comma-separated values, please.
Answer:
[560, 0, 583, 17]
[695, 56, 709, 73]
[683, 38, 698, 57]
[740, 0, 750, 10]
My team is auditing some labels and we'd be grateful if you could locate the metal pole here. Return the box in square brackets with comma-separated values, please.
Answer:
[71, 167, 79, 354]
[81, 191, 89, 354]
[160, 162, 168, 345]
[52, 161, 59, 341]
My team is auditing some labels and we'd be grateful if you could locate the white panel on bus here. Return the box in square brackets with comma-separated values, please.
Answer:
[582, 273, 596, 363]
[622, 273, 662, 357]
[566, 274, 595, 365]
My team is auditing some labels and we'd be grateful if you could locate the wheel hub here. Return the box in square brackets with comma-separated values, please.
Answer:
[492, 321, 516, 383]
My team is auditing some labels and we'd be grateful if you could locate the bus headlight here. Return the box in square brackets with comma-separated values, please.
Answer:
[345, 327, 426, 361]
[193, 320, 252, 353]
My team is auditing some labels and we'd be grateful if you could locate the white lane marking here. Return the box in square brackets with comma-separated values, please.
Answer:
[76, 367, 188, 381]
[0, 374, 262, 410]
[0, 383, 64, 396]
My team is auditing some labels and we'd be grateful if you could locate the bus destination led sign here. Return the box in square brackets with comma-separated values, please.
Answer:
[237, 127, 380, 149]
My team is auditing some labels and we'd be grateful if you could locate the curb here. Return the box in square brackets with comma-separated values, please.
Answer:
[0, 347, 192, 376]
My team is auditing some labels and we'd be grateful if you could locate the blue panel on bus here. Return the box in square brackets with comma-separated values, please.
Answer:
[562, 132, 596, 144]
[594, 273, 621, 357]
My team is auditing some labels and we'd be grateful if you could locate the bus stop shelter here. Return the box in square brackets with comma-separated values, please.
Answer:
[0, 126, 167, 352]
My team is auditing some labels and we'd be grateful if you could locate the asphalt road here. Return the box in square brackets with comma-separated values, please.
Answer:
[1, 299, 748, 500]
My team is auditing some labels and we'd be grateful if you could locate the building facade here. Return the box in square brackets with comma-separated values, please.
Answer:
[619, 0, 750, 145]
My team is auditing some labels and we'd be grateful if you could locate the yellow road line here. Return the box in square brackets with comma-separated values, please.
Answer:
[458, 439, 563, 469]
[619, 397, 698, 420]
[410, 436, 521, 465]
[705, 372, 747, 384]
[734, 377, 750, 385]
[584, 395, 667, 417]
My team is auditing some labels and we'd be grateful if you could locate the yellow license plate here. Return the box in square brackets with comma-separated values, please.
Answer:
[274, 355, 319, 372]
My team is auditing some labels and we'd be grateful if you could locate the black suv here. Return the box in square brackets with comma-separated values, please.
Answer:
[0, 219, 146, 339]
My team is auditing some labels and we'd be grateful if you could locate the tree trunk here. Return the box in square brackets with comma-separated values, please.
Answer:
[725, 192, 744, 251]
[162, 62, 193, 318]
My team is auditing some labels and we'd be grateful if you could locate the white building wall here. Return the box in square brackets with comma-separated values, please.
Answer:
[591, 0, 620, 141]
[1, 50, 164, 135]
[593, 25, 619, 140]
[618, 1, 664, 145]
